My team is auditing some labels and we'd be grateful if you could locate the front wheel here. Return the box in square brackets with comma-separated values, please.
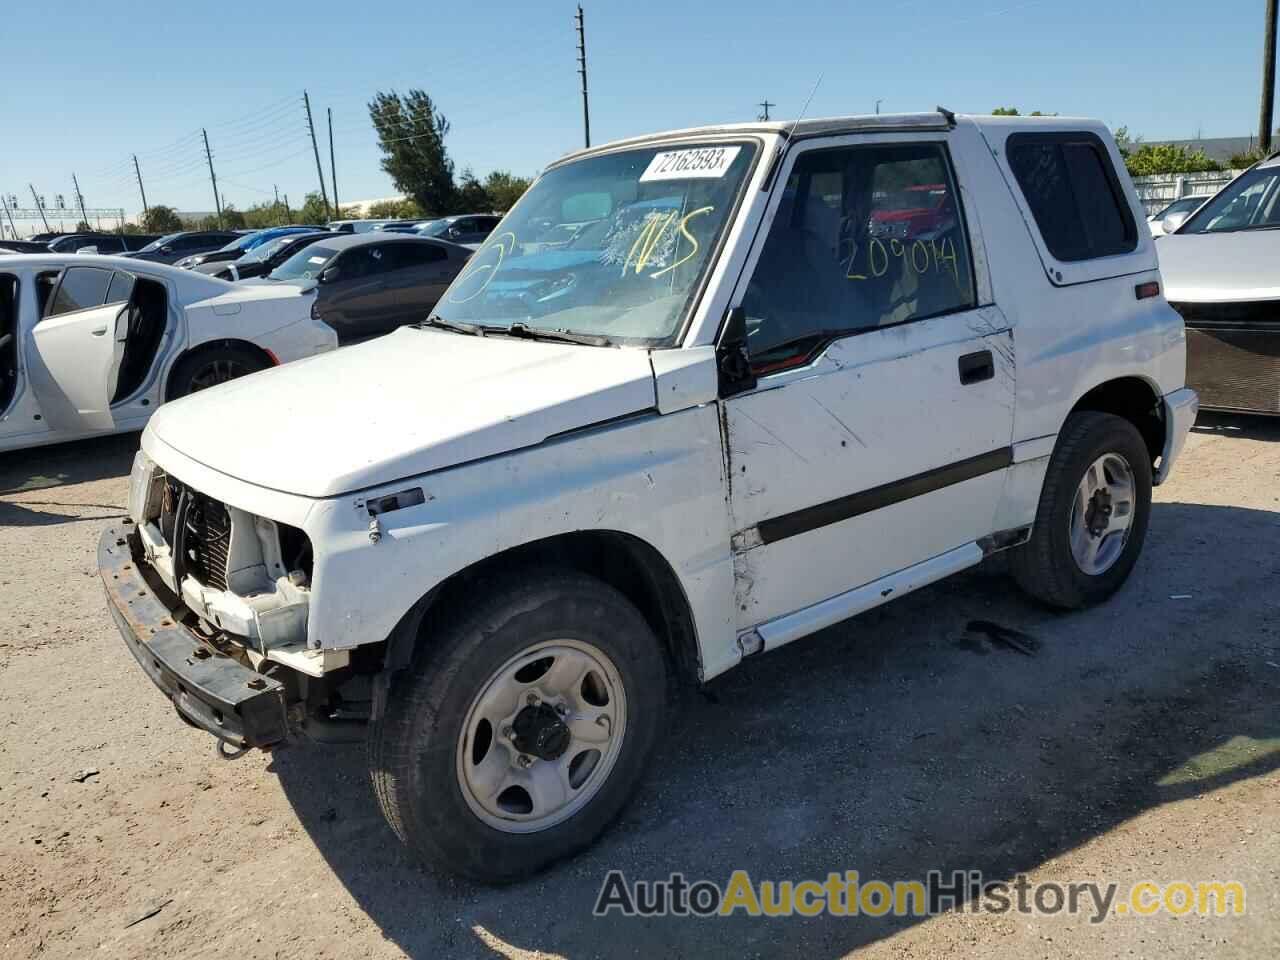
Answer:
[368, 571, 667, 882]
[1011, 411, 1153, 609]
[168, 344, 270, 399]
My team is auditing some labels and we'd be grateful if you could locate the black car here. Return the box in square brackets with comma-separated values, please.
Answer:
[192, 232, 333, 281]
[122, 230, 241, 265]
[46, 232, 160, 254]
[261, 233, 471, 343]
[0, 239, 56, 253]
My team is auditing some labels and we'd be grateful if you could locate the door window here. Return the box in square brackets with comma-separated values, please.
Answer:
[743, 141, 976, 373]
[338, 245, 397, 278]
[48, 267, 113, 317]
[0, 275, 18, 413]
[1006, 133, 1137, 261]
[388, 242, 447, 268]
[105, 271, 135, 305]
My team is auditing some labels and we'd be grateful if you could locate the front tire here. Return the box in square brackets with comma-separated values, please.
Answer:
[368, 571, 667, 882]
[1011, 411, 1152, 609]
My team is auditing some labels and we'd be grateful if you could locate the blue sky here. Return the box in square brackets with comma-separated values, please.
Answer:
[0, 0, 1267, 224]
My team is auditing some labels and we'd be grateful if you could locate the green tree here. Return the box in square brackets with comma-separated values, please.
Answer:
[455, 169, 491, 211]
[368, 89, 456, 215]
[483, 170, 532, 211]
[1124, 143, 1221, 177]
[991, 107, 1055, 117]
[366, 198, 423, 219]
[295, 192, 359, 224]
[141, 205, 183, 233]
[75, 220, 92, 232]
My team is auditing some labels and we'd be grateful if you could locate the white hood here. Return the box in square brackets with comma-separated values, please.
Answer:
[1159, 231, 1280, 302]
[146, 327, 659, 498]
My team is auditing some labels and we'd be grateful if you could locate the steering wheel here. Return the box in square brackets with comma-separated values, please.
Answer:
[532, 272, 579, 305]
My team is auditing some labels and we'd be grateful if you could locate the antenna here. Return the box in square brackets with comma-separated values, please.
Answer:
[762, 74, 823, 190]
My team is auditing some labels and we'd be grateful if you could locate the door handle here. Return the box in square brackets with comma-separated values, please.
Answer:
[91, 326, 108, 336]
[958, 350, 994, 385]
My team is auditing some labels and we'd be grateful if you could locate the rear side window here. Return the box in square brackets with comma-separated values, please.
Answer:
[105, 271, 135, 305]
[49, 267, 112, 316]
[391, 242, 446, 267]
[1007, 132, 1137, 262]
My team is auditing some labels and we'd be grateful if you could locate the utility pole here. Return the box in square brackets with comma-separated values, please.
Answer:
[29, 185, 50, 231]
[1263, 0, 1278, 153]
[303, 91, 331, 220]
[328, 107, 339, 213]
[202, 129, 223, 228]
[758, 99, 775, 121]
[0, 195, 17, 238]
[71, 173, 88, 227]
[283, 193, 292, 224]
[132, 154, 149, 216]
[575, 5, 591, 148]
[875, 99, 883, 115]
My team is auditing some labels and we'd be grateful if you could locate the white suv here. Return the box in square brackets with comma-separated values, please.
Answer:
[100, 111, 1198, 881]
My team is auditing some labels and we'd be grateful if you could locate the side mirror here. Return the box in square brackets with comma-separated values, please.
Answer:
[447, 226, 463, 239]
[320, 265, 340, 283]
[717, 306, 757, 398]
[160, 246, 173, 254]
[1161, 211, 1189, 235]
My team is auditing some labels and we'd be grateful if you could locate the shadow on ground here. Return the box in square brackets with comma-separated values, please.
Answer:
[1192, 410, 1280, 442]
[269, 499, 1280, 958]
[0, 431, 139, 496]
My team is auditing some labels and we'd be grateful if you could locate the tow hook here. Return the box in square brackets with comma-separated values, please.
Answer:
[216, 739, 251, 760]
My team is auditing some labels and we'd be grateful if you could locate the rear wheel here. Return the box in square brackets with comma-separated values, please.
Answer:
[1011, 411, 1152, 609]
[368, 571, 667, 882]
[168, 344, 270, 399]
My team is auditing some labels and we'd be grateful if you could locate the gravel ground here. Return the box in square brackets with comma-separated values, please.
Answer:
[1, 413, 1277, 960]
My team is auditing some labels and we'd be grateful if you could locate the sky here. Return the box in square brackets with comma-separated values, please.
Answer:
[0, 0, 1269, 230]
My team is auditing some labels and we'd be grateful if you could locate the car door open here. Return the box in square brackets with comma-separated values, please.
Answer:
[29, 300, 127, 434]
[721, 136, 1016, 639]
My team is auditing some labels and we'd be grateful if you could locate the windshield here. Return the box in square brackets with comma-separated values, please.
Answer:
[415, 219, 448, 237]
[1154, 196, 1206, 220]
[432, 141, 758, 345]
[243, 234, 301, 263]
[138, 232, 183, 253]
[269, 244, 339, 281]
[1180, 166, 1280, 233]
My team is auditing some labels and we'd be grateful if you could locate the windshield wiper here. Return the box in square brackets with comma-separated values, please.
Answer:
[499, 322, 612, 347]
[418, 315, 487, 336]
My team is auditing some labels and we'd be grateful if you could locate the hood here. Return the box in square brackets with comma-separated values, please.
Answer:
[146, 327, 659, 498]
[1159, 231, 1280, 302]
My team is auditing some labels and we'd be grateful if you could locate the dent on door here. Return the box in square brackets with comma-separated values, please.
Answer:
[28, 303, 127, 433]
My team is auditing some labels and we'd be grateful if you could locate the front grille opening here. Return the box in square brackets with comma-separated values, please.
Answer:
[278, 523, 314, 582]
[185, 494, 231, 592]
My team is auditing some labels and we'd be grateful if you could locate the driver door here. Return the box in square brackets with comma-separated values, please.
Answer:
[29, 266, 126, 434]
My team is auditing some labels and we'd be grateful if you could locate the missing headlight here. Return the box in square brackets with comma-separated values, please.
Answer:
[366, 487, 427, 517]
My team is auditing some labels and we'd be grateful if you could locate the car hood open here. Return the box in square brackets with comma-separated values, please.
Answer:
[1159, 231, 1280, 302]
[146, 327, 659, 498]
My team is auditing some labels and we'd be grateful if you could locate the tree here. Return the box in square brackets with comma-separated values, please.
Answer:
[369, 89, 456, 215]
[991, 107, 1055, 117]
[1124, 142, 1221, 177]
[366, 198, 423, 219]
[483, 170, 532, 211]
[296, 191, 359, 224]
[141, 205, 182, 233]
[455, 168, 491, 212]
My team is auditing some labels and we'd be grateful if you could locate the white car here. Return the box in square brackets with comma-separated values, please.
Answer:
[1158, 155, 1280, 414]
[102, 113, 1196, 881]
[0, 254, 338, 452]
[1147, 195, 1210, 237]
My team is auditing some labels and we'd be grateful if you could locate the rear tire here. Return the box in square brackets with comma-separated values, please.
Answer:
[168, 344, 270, 399]
[368, 570, 667, 883]
[1011, 411, 1152, 609]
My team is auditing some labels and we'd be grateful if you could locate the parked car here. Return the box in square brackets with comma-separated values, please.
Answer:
[1159, 155, 1280, 413]
[414, 214, 501, 248]
[192, 231, 333, 282]
[0, 253, 338, 452]
[375, 220, 431, 232]
[1147, 196, 1210, 237]
[326, 219, 396, 233]
[47, 232, 161, 254]
[173, 226, 327, 269]
[0, 239, 56, 254]
[100, 112, 1196, 882]
[122, 231, 241, 265]
[259, 232, 470, 343]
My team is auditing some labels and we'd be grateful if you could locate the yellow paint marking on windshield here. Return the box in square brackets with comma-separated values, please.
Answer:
[649, 206, 714, 279]
[446, 231, 517, 303]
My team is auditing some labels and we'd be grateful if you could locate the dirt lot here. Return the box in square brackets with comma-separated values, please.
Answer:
[1, 414, 1277, 959]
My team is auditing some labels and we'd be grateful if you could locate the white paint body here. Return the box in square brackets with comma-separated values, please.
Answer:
[127, 114, 1195, 683]
[0, 254, 338, 452]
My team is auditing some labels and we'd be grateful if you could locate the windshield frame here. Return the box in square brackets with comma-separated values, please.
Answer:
[1179, 164, 1280, 234]
[434, 135, 765, 349]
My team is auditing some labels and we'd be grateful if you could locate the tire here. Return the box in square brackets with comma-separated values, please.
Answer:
[1011, 411, 1152, 609]
[167, 344, 270, 399]
[368, 570, 667, 882]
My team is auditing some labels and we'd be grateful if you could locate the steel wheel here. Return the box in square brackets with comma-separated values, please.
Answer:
[456, 639, 627, 834]
[187, 358, 249, 393]
[1068, 452, 1135, 575]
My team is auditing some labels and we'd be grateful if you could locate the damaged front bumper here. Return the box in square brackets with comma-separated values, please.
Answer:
[99, 525, 289, 749]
